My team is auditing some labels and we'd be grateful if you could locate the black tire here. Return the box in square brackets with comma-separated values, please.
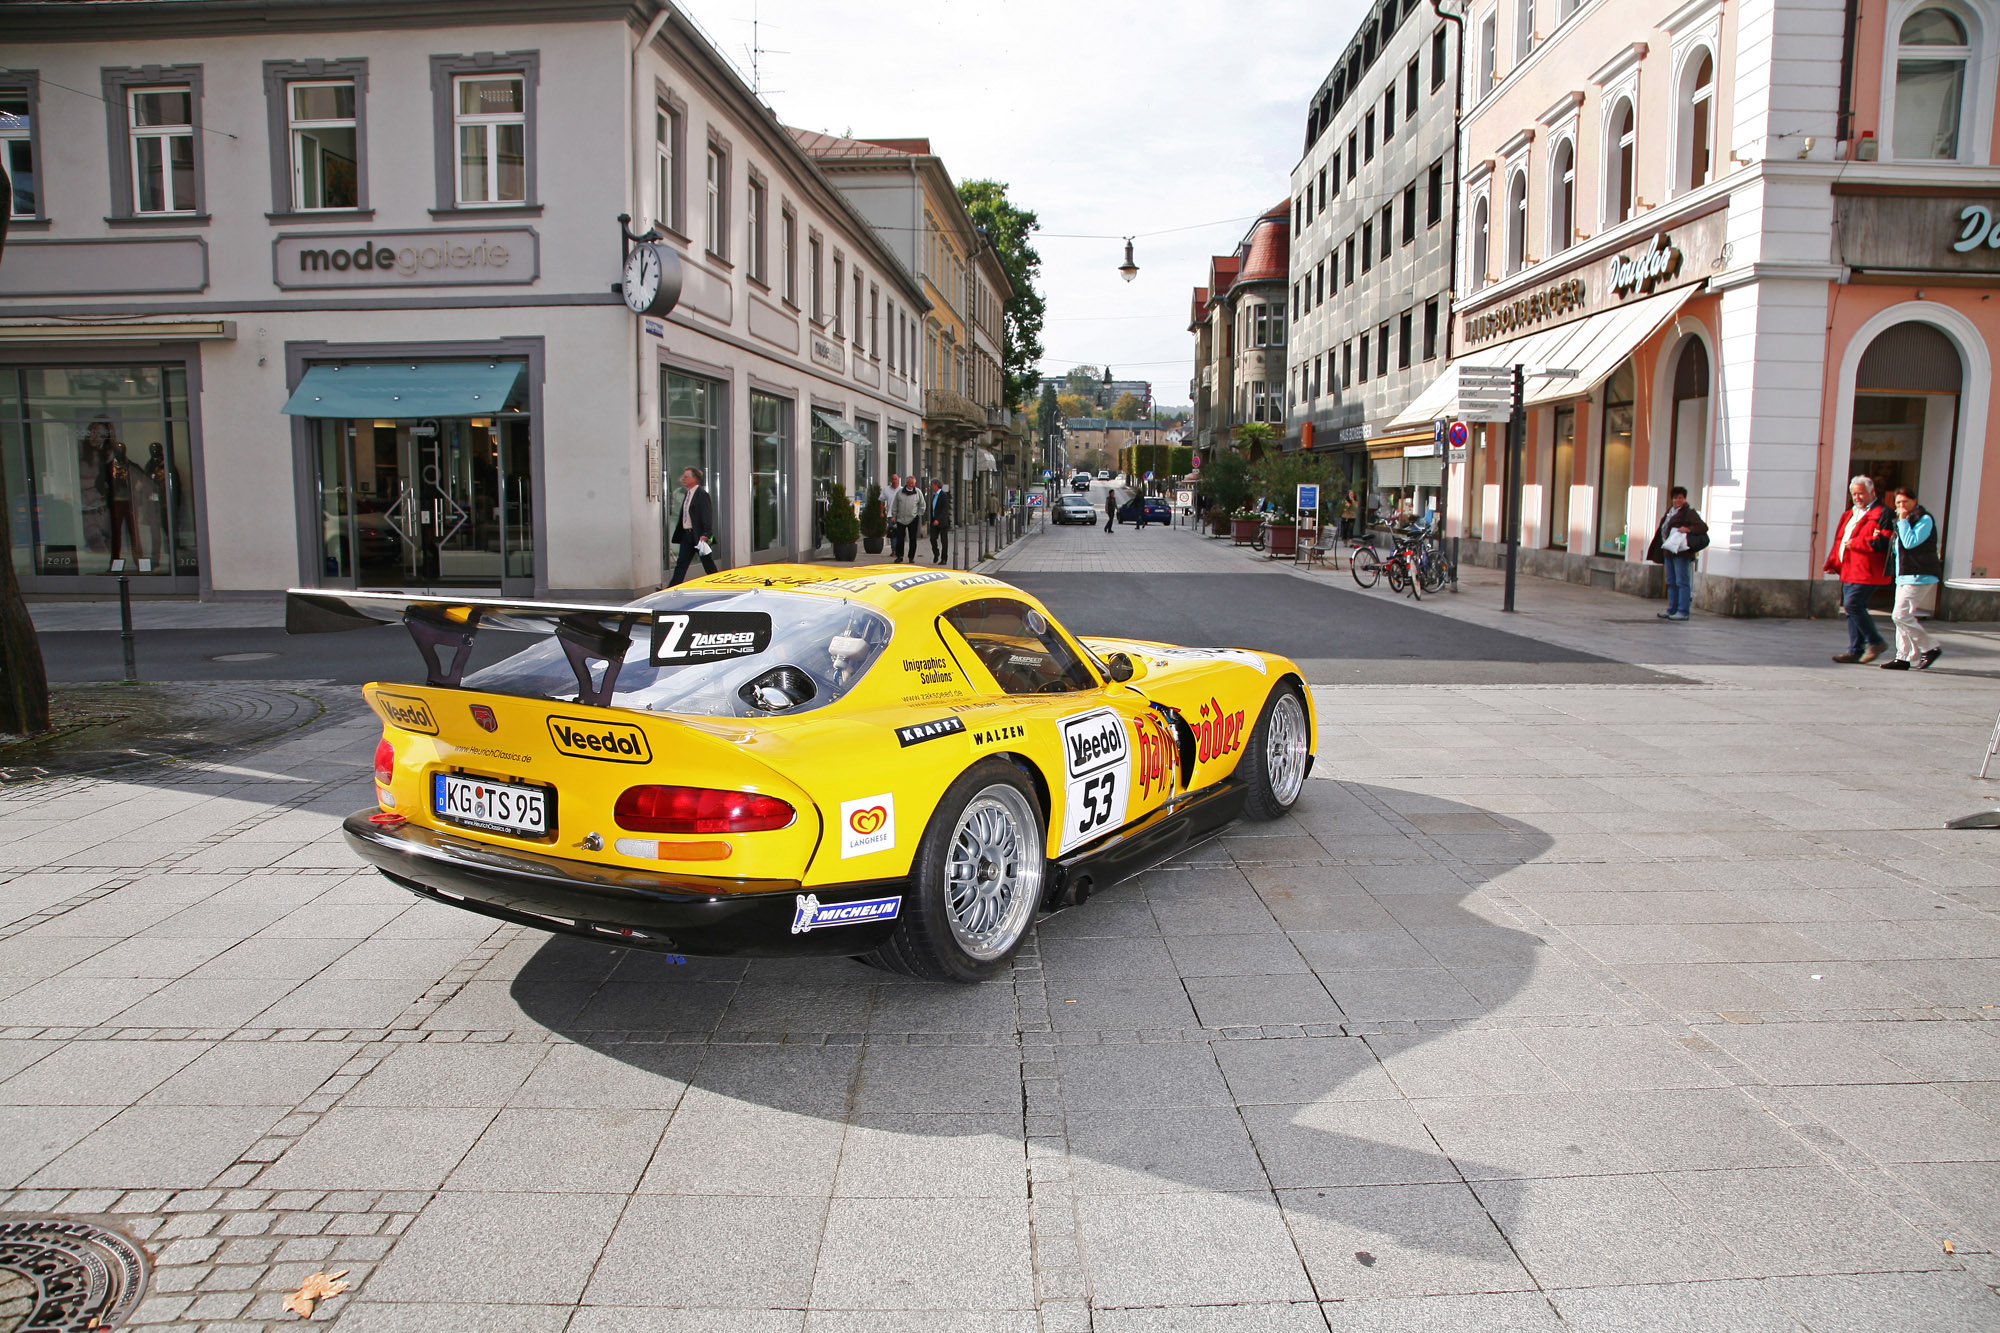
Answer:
[1252, 528, 1267, 552]
[1385, 557, 1409, 595]
[1419, 552, 1446, 594]
[1239, 682, 1312, 821]
[1351, 547, 1380, 588]
[863, 758, 1047, 983]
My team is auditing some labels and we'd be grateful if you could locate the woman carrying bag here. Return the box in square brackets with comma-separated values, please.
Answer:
[1646, 485, 1709, 621]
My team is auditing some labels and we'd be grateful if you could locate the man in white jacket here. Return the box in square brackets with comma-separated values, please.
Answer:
[888, 476, 925, 562]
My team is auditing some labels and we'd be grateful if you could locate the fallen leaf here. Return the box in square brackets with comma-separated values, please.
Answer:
[283, 1269, 350, 1319]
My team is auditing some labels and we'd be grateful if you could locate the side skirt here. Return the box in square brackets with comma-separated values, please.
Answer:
[1039, 779, 1247, 913]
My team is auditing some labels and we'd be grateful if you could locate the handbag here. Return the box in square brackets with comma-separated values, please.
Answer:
[1663, 528, 1689, 554]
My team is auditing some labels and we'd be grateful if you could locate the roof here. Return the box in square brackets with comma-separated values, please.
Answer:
[1208, 256, 1240, 298]
[1189, 286, 1209, 328]
[1236, 211, 1289, 284]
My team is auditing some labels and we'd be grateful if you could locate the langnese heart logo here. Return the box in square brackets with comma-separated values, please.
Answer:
[849, 805, 887, 836]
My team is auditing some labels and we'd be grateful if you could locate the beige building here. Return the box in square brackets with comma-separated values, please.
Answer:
[0, 0, 926, 598]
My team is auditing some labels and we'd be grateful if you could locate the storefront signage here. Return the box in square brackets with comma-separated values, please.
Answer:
[274, 229, 538, 289]
[1835, 191, 2000, 275]
[1461, 208, 1727, 348]
[1952, 204, 2000, 252]
[810, 334, 845, 372]
[1609, 232, 1683, 297]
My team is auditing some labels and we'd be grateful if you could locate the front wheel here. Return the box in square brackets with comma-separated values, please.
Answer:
[1240, 682, 1311, 821]
[1385, 557, 1409, 595]
[1351, 546, 1380, 588]
[1251, 527, 1267, 552]
[863, 758, 1046, 983]
[1418, 553, 1447, 594]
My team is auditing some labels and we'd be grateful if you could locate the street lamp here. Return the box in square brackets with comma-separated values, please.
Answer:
[1118, 238, 1139, 282]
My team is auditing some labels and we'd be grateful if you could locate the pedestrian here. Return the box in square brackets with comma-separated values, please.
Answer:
[667, 466, 717, 586]
[1645, 485, 1709, 621]
[1104, 486, 1117, 534]
[1880, 485, 1944, 671]
[889, 474, 924, 562]
[1822, 475, 1892, 663]
[928, 479, 951, 562]
[1134, 490, 1149, 531]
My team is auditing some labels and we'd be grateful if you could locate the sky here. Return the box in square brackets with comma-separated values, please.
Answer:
[682, 0, 1373, 409]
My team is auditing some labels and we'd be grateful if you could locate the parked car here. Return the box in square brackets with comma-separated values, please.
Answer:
[1053, 493, 1097, 524]
[1096, 470, 1112, 481]
[1118, 496, 1172, 525]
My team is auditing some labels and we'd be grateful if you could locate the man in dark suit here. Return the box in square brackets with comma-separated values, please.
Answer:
[668, 466, 717, 586]
[928, 480, 951, 563]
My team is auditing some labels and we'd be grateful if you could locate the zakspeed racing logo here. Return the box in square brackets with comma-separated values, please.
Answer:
[1193, 696, 1246, 765]
[1131, 711, 1177, 797]
[839, 792, 896, 857]
[791, 892, 901, 933]
[373, 692, 438, 735]
[546, 715, 653, 763]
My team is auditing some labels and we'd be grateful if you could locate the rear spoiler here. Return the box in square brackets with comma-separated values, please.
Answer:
[285, 589, 770, 707]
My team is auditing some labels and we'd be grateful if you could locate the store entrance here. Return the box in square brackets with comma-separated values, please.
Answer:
[313, 415, 533, 591]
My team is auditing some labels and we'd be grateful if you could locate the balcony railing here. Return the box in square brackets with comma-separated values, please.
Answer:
[925, 388, 984, 429]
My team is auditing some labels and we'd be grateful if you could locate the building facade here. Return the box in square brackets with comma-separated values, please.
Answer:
[1188, 206, 1289, 463]
[1288, 0, 1461, 513]
[0, 0, 927, 600]
[1397, 0, 2000, 617]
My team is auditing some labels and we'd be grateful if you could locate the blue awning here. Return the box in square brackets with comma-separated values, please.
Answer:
[281, 361, 525, 418]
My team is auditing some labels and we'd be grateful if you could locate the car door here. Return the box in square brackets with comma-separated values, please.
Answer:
[936, 596, 1177, 856]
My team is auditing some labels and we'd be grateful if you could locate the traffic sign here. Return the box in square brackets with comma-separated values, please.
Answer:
[1456, 364, 1514, 423]
[1297, 483, 1320, 516]
[1447, 421, 1469, 447]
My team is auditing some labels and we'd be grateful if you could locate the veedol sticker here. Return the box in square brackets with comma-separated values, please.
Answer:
[1059, 707, 1129, 852]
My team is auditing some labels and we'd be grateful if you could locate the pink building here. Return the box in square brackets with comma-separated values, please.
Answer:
[1396, 0, 2000, 617]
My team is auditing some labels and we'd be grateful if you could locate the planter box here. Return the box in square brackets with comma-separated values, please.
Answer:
[1210, 514, 1230, 536]
[1230, 518, 1260, 545]
[1266, 524, 1297, 557]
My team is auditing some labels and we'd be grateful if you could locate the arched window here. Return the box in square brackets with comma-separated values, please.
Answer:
[1668, 338, 1711, 499]
[1607, 99, 1636, 224]
[1681, 50, 1715, 191]
[1505, 170, 1528, 274]
[1894, 6, 1974, 160]
[1549, 138, 1575, 254]
[1597, 361, 1635, 556]
[1472, 194, 1490, 288]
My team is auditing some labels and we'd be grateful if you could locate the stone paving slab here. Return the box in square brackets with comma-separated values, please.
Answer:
[0, 516, 1998, 1330]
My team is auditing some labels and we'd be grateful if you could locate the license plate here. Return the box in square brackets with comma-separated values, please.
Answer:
[434, 772, 550, 836]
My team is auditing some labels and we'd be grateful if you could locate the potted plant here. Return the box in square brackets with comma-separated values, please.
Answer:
[1201, 450, 1253, 538]
[1229, 508, 1263, 546]
[1249, 450, 1330, 560]
[859, 482, 887, 555]
[824, 482, 860, 561]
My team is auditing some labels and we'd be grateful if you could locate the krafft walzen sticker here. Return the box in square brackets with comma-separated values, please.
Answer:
[1058, 707, 1128, 853]
[840, 792, 896, 857]
[895, 716, 966, 748]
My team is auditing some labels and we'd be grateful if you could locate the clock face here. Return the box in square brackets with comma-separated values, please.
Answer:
[623, 244, 661, 314]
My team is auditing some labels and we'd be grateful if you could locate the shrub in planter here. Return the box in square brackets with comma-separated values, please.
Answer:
[824, 482, 860, 561]
[859, 482, 887, 554]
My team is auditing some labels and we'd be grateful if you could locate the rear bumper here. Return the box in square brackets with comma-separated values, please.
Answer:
[343, 812, 901, 957]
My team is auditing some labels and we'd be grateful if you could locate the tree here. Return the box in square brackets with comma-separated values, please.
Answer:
[1200, 449, 1253, 514]
[1249, 451, 1333, 520]
[0, 160, 48, 735]
[1056, 393, 1092, 419]
[1110, 392, 1145, 421]
[1037, 382, 1059, 439]
[1232, 421, 1277, 460]
[1063, 366, 1103, 399]
[958, 180, 1045, 411]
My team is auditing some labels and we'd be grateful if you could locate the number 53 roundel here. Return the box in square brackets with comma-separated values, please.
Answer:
[1059, 707, 1132, 852]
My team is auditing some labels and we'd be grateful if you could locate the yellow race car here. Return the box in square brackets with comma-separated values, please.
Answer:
[287, 565, 1314, 983]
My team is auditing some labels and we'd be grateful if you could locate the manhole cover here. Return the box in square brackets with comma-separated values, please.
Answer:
[0, 1218, 149, 1332]
[210, 652, 279, 663]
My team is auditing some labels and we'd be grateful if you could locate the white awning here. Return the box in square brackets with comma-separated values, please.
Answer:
[1387, 285, 1697, 431]
[811, 407, 872, 449]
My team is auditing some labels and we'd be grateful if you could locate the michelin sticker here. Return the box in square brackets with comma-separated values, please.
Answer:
[839, 792, 896, 858]
[791, 892, 901, 933]
[1058, 706, 1129, 853]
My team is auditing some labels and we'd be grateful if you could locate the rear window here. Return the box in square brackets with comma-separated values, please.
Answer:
[464, 588, 894, 718]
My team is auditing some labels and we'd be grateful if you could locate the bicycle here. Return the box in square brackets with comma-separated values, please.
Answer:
[1348, 535, 1383, 588]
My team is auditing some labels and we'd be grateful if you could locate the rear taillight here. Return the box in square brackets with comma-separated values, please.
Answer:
[374, 738, 395, 785]
[615, 785, 796, 834]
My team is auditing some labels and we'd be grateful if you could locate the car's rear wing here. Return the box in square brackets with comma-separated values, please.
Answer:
[285, 589, 770, 706]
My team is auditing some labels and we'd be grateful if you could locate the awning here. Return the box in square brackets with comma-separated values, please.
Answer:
[282, 361, 525, 417]
[811, 408, 873, 448]
[1387, 285, 1696, 431]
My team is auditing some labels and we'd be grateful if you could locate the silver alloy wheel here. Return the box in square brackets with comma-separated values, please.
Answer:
[943, 784, 1043, 961]
[1265, 692, 1309, 807]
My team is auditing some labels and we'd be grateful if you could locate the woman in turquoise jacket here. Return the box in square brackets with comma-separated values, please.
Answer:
[1881, 486, 1943, 671]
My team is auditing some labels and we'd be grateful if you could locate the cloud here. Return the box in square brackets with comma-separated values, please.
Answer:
[684, 0, 1373, 402]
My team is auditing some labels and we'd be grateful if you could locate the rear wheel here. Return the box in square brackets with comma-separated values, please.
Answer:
[1351, 546, 1380, 588]
[1385, 556, 1409, 595]
[1240, 683, 1311, 821]
[864, 758, 1046, 983]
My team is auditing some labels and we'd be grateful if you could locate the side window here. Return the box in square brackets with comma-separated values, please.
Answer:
[942, 597, 1098, 695]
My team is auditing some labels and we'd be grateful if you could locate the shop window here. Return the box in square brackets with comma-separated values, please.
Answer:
[1549, 404, 1575, 547]
[128, 85, 198, 214]
[1852, 321, 1964, 524]
[1549, 137, 1575, 254]
[1597, 361, 1635, 556]
[0, 75, 41, 220]
[1505, 169, 1528, 274]
[1678, 50, 1715, 191]
[1471, 194, 1490, 287]
[750, 390, 788, 554]
[1668, 338, 1710, 500]
[1606, 98, 1635, 225]
[1892, 6, 1975, 160]
[453, 75, 525, 206]
[4, 364, 199, 584]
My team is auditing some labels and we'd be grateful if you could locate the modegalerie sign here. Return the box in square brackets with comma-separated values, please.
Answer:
[274, 229, 538, 288]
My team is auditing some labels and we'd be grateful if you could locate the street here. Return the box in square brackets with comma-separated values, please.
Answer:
[4, 516, 2000, 1332]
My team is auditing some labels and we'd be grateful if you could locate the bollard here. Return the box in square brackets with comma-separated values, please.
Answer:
[118, 576, 138, 682]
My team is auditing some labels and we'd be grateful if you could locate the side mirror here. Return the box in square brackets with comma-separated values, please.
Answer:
[1105, 652, 1134, 683]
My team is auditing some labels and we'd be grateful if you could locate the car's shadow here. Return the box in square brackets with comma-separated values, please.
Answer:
[509, 778, 1563, 1262]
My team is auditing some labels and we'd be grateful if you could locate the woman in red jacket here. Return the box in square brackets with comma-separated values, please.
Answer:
[1822, 476, 1892, 663]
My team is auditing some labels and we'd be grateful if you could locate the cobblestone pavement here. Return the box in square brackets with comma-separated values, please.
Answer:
[2, 520, 1999, 1330]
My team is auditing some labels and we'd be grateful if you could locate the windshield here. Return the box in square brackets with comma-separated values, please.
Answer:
[463, 588, 895, 718]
